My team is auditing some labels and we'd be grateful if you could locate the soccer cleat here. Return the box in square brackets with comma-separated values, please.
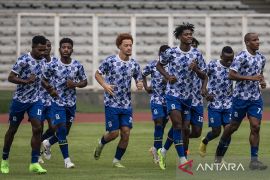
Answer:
[113, 161, 125, 168]
[42, 139, 51, 160]
[65, 161, 75, 169]
[38, 156, 44, 164]
[29, 163, 47, 174]
[149, 147, 159, 164]
[93, 142, 103, 160]
[157, 149, 166, 170]
[1, 160, 9, 174]
[199, 139, 207, 157]
[249, 160, 268, 170]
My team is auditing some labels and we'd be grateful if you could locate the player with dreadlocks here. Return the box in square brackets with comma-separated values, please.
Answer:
[156, 23, 207, 170]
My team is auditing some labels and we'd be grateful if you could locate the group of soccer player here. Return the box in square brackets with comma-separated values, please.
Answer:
[93, 22, 267, 171]
[0, 21, 267, 175]
[1, 35, 87, 174]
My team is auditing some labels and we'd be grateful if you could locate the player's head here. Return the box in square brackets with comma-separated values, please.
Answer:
[158, 45, 170, 56]
[44, 38, 51, 57]
[191, 37, 199, 48]
[59, 38, 73, 59]
[220, 46, 234, 67]
[244, 33, 259, 51]
[174, 22, 194, 45]
[31, 35, 46, 60]
[116, 33, 133, 57]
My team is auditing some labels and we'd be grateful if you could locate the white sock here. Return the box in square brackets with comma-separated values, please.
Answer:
[180, 157, 187, 164]
[161, 147, 167, 156]
[113, 158, 120, 163]
[64, 157, 71, 164]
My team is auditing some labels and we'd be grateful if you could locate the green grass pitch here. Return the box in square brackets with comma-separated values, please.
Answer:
[0, 121, 269, 180]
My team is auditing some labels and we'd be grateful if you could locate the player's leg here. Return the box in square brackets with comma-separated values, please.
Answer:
[112, 108, 133, 168]
[181, 100, 192, 158]
[28, 100, 47, 174]
[41, 106, 55, 141]
[1, 100, 28, 174]
[189, 106, 203, 138]
[94, 106, 120, 160]
[200, 108, 222, 157]
[150, 104, 166, 164]
[215, 98, 245, 163]
[247, 98, 267, 170]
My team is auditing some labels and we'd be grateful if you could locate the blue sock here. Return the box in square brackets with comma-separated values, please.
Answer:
[31, 150, 40, 163]
[42, 129, 54, 142]
[173, 128, 185, 157]
[100, 136, 108, 145]
[164, 127, 173, 150]
[203, 131, 215, 145]
[251, 146, 258, 161]
[2, 147, 10, 160]
[49, 135, 58, 146]
[57, 126, 69, 159]
[114, 146, 126, 160]
[154, 125, 163, 150]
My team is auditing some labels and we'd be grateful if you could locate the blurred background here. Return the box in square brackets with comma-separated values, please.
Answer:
[1, 0, 270, 113]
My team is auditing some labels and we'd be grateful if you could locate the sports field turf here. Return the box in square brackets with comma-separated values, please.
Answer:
[0, 121, 269, 180]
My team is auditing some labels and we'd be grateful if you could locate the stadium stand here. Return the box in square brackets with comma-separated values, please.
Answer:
[1, 0, 270, 89]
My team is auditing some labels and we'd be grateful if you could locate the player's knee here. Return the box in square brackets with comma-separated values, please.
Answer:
[172, 122, 182, 129]
[155, 119, 163, 126]
[192, 130, 202, 138]
[212, 128, 221, 138]
[32, 125, 43, 135]
[121, 130, 130, 140]
[7, 125, 19, 135]
[108, 130, 119, 140]
[251, 124, 260, 134]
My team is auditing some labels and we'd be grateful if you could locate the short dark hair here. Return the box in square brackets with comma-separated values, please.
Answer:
[32, 35, 46, 47]
[192, 38, 199, 47]
[158, 45, 170, 56]
[174, 22, 194, 39]
[60, 38, 73, 47]
[115, 33, 133, 48]
[222, 46, 234, 54]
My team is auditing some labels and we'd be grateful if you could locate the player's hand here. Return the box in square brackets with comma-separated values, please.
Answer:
[66, 79, 76, 89]
[166, 75, 177, 84]
[25, 74, 36, 84]
[136, 80, 143, 91]
[189, 60, 198, 71]
[250, 74, 264, 81]
[49, 88, 59, 98]
[260, 80, 267, 89]
[206, 93, 215, 102]
[102, 83, 115, 96]
[145, 86, 153, 94]
[162, 78, 168, 84]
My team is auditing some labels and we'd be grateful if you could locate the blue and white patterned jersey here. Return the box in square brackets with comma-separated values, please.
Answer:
[11, 52, 43, 103]
[160, 47, 205, 100]
[43, 58, 87, 107]
[98, 55, 142, 109]
[142, 60, 167, 106]
[230, 50, 266, 100]
[207, 60, 233, 109]
[39, 57, 56, 107]
[191, 56, 206, 106]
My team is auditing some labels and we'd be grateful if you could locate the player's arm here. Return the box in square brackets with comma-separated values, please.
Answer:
[8, 71, 35, 85]
[201, 75, 208, 97]
[142, 75, 152, 94]
[228, 70, 263, 81]
[95, 70, 115, 96]
[66, 79, 87, 89]
[156, 61, 177, 84]
[42, 78, 58, 97]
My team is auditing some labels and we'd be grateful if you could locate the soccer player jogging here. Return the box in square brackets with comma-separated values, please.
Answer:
[38, 39, 57, 164]
[156, 23, 206, 170]
[199, 46, 234, 157]
[0, 35, 47, 174]
[42, 38, 88, 168]
[142, 45, 170, 164]
[94, 33, 143, 168]
[214, 33, 267, 170]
